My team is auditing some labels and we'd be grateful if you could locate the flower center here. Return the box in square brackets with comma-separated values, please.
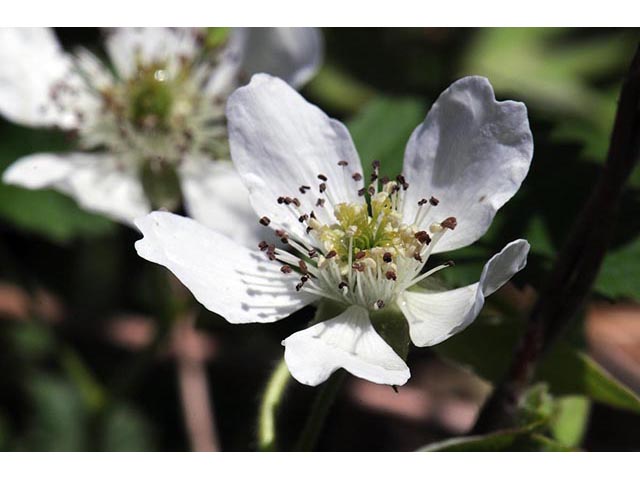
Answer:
[48, 30, 235, 172]
[126, 63, 175, 131]
[257, 161, 457, 311]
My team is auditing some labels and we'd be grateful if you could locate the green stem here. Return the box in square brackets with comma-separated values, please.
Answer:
[257, 358, 292, 451]
[295, 370, 347, 452]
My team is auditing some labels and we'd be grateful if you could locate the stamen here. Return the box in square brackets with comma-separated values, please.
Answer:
[317, 174, 328, 181]
[338, 160, 349, 167]
[441, 217, 457, 230]
[414, 231, 431, 244]
[259, 216, 271, 226]
[280, 265, 292, 274]
[299, 185, 311, 194]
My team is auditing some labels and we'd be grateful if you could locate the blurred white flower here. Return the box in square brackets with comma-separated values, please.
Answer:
[135, 74, 533, 387]
[0, 28, 322, 246]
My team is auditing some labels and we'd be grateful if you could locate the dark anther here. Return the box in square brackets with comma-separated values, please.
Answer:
[299, 185, 311, 194]
[375, 299, 385, 309]
[319, 183, 327, 193]
[358, 188, 366, 197]
[306, 226, 314, 234]
[367, 185, 376, 196]
[280, 265, 292, 274]
[429, 196, 440, 206]
[258, 241, 269, 251]
[298, 260, 309, 274]
[317, 174, 328, 181]
[259, 216, 271, 226]
[338, 160, 349, 167]
[418, 198, 428, 206]
[298, 214, 309, 223]
[355, 251, 366, 260]
[383, 252, 392, 263]
[300, 275, 309, 284]
[352, 172, 363, 181]
[310, 211, 317, 219]
[338, 281, 348, 290]
[295, 283, 304, 292]
[326, 250, 337, 259]
[292, 198, 301, 207]
[283, 197, 292, 205]
[415, 231, 431, 244]
[444, 260, 456, 267]
[370, 172, 378, 182]
[277, 196, 285, 204]
[352, 262, 365, 272]
[441, 217, 457, 230]
[413, 252, 423, 263]
[381, 176, 390, 185]
[315, 199, 325, 207]
[385, 270, 397, 281]
[396, 174, 409, 190]
[308, 248, 318, 258]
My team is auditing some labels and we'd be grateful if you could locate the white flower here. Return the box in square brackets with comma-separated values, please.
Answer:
[0, 28, 322, 247]
[135, 74, 533, 387]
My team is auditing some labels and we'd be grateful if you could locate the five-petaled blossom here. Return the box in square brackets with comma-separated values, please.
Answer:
[135, 74, 534, 387]
[0, 28, 321, 246]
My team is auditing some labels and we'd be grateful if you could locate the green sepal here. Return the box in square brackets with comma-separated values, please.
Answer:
[370, 307, 410, 360]
[140, 161, 183, 212]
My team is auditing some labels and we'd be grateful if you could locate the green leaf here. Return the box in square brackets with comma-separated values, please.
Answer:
[102, 403, 155, 452]
[20, 374, 87, 451]
[305, 63, 375, 114]
[419, 423, 573, 452]
[347, 96, 426, 182]
[434, 313, 640, 414]
[537, 347, 640, 414]
[550, 395, 591, 448]
[595, 235, 640, 301]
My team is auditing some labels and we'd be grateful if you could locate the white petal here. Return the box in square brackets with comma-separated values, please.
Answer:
[398, 239, 530, 347]
[283, 305, 410, 386]
[240, 28, 323, 88]
[135, 212, 314, 324]
[2, 152, 149, 225]
[105, 28, 199, 78]
[204, 28, 248, 98]
[179, 159, 265, 249]
[401, 76, 533, 254]
[227, 74, 364, 241]
[0, 28, 78, 128]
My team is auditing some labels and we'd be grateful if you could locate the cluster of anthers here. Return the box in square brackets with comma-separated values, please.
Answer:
[46, 30, 235, 170]
[257, 160, 457, 311]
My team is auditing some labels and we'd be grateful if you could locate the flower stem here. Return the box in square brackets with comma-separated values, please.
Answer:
[257, 358, 292, 451]
[295, 370, 347, 452]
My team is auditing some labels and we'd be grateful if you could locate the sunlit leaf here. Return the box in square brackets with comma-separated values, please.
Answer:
[550, 395, 591, 448]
